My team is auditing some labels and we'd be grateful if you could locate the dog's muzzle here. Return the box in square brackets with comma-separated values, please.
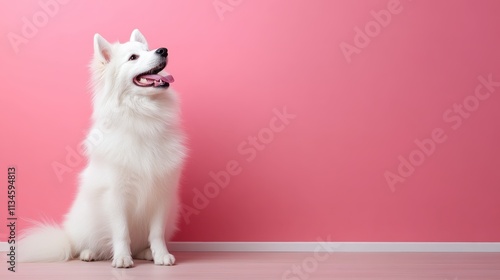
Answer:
[133, 48, 174, 88]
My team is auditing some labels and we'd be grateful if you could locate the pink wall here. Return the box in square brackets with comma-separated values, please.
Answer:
[1, 0, 500, 242]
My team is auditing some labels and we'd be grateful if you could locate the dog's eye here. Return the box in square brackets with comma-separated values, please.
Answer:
[129, 54, 138, 61]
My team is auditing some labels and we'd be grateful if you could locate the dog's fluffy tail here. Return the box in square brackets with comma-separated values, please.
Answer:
[18, 222, 72, 262]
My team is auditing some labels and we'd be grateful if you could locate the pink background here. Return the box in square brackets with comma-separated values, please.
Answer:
[1, 0, 500, 242]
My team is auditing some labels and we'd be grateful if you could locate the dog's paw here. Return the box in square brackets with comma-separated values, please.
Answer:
[80, 249, 95, 262]
[112, 255, 134, 268]
[135, 248, 154, 261]
[154, 253, 175, 266]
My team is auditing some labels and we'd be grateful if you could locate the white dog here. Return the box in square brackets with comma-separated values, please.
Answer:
[19, 29, 186, 268]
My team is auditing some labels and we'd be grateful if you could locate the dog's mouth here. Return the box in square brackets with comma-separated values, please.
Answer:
[133, 62, 174, 88]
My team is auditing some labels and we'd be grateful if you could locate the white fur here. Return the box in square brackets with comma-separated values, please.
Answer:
[19, 29, 186, 268]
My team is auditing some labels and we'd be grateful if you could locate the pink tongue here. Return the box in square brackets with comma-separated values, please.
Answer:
[141, 74, 174, 83]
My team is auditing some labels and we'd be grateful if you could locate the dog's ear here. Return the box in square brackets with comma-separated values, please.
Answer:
[130, 29, 148, 48]
[94, 33, 112, 63]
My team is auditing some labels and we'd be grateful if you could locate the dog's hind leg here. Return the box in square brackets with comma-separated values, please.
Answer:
[79, 249, 96, 262]
[134, 248, 153, 261]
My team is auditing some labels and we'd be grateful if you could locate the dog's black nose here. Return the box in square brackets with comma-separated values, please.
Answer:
[155, 48, 168, 57]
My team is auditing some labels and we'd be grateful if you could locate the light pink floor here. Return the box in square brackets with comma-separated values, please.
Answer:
[2, 252, 500, 280]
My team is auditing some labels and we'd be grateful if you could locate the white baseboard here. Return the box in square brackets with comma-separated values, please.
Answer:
[1, 242, 9, 251]
[2, 241, 500, 252]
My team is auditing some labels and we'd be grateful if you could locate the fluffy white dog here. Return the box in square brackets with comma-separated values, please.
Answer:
[19, 29, 186, 268]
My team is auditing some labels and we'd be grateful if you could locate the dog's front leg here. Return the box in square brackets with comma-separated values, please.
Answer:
[109, 192, 134, 268]
[149, 203, 175, 266]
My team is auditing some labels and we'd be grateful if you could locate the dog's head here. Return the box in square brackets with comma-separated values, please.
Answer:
[91, 29, 174, 97]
